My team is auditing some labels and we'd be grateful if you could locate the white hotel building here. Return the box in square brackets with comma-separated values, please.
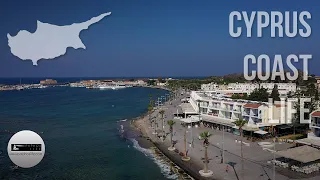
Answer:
[189, 91, 296, 128]
[201, 82, 297, 95]
[309, 111, 320, 140]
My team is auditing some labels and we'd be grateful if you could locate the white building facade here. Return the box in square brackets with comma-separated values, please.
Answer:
[190, 91, 295, 128]
[309, 110, 320, 140]
[201, 82, 297, 95]
[201, 82, 219, 91]
[228, 83, 297, 95]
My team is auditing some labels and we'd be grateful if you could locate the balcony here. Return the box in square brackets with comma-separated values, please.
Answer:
[200, 104, 208, 108]
[233, 108, 241, 113]
[251, 110, 259, 117]
[311, 123, 320, 128]
[243, 110, 250, 116]
[220, 107, 231, 112]
[208, 105, 220, 110]
[252, 117, 262, 124]
[250, 113, 258, 117]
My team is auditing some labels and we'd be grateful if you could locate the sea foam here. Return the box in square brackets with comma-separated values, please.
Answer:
[130, 138, 178, 179]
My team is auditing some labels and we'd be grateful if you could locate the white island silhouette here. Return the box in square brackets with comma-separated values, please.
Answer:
[7, 12, 111, 66]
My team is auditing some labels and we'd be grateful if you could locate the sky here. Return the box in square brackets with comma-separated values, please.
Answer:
[0, 0, 319, 77]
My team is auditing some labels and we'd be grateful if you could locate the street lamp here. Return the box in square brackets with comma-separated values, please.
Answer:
[273, 137, 276, 180]
[222, 125, 225, 164]
[166, 94, 170, 101]
[163, 95, 167, 102]
[227, 161, 239, 180]
[262, 167, 271, 180]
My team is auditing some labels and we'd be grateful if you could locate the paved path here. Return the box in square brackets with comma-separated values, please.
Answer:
[144, 92, 320, 180]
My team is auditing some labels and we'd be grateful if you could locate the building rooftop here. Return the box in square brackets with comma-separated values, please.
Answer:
[311, 111, 320, 117]
[201, 114, 235, 127]
[296, 138, 320, 148]
[180, 103, 197, 114]
[243, 104, 261, 109]
[275, 145, 320, 163]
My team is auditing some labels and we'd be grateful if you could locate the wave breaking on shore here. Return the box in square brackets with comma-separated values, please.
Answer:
[130, 138, 179, 179]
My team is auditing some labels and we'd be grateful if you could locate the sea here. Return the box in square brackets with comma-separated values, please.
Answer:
[0, 78, 175, 180]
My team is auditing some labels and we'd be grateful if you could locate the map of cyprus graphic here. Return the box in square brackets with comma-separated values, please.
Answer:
[7, 12, 111, 66]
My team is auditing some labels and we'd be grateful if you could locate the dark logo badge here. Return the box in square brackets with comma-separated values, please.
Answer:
[7, 130, 45, 168]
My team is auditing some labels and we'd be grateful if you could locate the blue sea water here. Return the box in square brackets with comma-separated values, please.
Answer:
[0, 85, 170, 180]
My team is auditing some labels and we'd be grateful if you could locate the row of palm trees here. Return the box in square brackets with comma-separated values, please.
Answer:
[165, 118, 248, 177]
[148, 94, 249, 177]
[148, 93, 172, 140]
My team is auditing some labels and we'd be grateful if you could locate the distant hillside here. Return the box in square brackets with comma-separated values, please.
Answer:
[167, 70, 317, 90]
[205, 70, 316, 86]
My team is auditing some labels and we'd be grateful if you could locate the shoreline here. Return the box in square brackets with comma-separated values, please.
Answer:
[131, 112, 210, 180]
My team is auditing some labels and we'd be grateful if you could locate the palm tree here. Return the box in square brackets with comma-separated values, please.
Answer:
[232, 118, 248, 179]
[148, 103, 153, 126]
[167, 120, 176, 151]
[199, 131, 212, 174]
[181, 126, 190, 161]
[148, 94, 154, 128]
[159, 109, 165, 139]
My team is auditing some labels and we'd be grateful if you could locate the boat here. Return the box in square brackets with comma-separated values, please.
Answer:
[99, 84, 127, 90]
[16, 78, 24, 90]
[38, 85, 47, 89]
[16, 86, 24, 91]
[99, 85, 110, 90]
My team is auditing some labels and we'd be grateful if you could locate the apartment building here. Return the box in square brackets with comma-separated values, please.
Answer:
[228, 83, 297, 95]
[201, 83, 229, 91]
[190, 91, 295, 128]
[201, 82, 297, 95]
[201, 82, 219, 91]
[309, 110, 320, 140]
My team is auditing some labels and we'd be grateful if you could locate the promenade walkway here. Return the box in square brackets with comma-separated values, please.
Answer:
[144, 92, 320, 180]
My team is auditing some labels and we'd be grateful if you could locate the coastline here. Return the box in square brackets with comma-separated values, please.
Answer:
[131, 111, 210, 180]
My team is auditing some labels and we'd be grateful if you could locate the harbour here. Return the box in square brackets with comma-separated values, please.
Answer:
[0, 78, 166, 91]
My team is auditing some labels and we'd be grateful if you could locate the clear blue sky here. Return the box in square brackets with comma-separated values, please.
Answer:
[0, 0, 319, 77]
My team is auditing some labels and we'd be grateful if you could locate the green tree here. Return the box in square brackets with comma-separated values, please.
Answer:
[247, 88, 269, 102]
[270, 84, 280, 102]
[147, 94, 154, 127]
[293, 97, 301, 135]
[231, 94, 248, 100]
[199, 131, 212, 174]
[159, 110, 165, 139]
[158, 77, 166, 83]
[307, 99, 316, 114]
[232, 119, 248, 179]
[181, 125, 191, 161]
[167, 120, 176, 149]
[147, 80, 156, 86]
[305, 83, 317, 96]
[148, 103, 153, 125]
